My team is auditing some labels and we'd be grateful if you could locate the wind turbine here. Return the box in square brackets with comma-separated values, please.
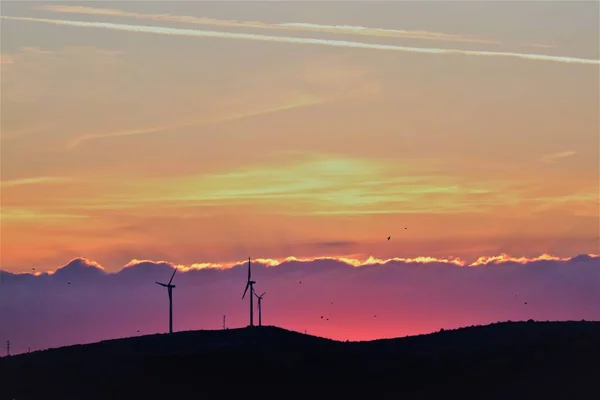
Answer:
[241, 257, 256, 327]
[254, 291, 266, 327]
[156, 266, 177, 334]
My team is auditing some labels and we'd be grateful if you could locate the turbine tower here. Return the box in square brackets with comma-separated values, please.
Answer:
[254, 291, 266, 327]
[156, 266, 178, 334]
[241, 257, 256, 327]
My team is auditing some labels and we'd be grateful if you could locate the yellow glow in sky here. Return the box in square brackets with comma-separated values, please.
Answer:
[1, 1, 598, 272]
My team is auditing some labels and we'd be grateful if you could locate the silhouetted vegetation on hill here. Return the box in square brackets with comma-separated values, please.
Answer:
[2, 321, 599, 399]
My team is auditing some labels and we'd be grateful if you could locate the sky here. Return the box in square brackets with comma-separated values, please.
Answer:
[1, 1, 599, 350]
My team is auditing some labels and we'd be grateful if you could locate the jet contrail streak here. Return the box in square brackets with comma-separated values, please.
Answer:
[37, 4, 512, 46]
[2, 16, 598, 66]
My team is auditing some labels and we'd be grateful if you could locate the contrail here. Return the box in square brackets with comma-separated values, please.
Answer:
[2, 16, 599, 65]
[66, 94, 323, 149]
[37, 4, 513, 46]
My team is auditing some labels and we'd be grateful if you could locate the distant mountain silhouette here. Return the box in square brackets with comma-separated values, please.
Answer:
[2, 321, 599, 398]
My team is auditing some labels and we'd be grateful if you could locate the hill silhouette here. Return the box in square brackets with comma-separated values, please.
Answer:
[2, 321, 599, 398]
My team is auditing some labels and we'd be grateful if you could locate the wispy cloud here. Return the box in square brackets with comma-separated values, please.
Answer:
[66, 94, 323, 149]
[36, 4, 557, 49]
[48, 153, 597, 220]
[314, 241, 359, 249]
[540, 151, 577, 164]
[0, 177, 73, 188]
[0, 54, 14, 65]
[1, 207, 88, 222]
[0, 124, 55, 139]
[1, 47, 51, 73]
[57, 155, 533, 215]
[2, 16, 597, 66]
[0, 45, 126, 107]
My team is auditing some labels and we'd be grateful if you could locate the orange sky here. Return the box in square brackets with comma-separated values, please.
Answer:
[1, 1, 599, 273]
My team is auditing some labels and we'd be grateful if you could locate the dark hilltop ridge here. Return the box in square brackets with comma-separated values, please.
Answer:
[2, 321, 600, 398]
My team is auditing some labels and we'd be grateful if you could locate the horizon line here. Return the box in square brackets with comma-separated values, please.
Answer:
[2, 319, 598, 357]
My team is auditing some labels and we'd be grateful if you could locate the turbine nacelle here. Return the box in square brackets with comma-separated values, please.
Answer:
[254, 291, 266, 327]
[242, 257, 257, 327]
[242, 280, 256, 299]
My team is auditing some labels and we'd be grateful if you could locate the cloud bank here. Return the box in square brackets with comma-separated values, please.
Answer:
[1, 253, 599, 355]
[2, 16, 598, 65]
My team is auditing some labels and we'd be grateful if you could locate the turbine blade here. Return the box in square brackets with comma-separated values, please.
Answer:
[247, 257, 252, 281]
[156, 282, 167, 287]
[261, 292, 266, 297]
[242, 282, 250, 299]
[168, 266, 178, 285]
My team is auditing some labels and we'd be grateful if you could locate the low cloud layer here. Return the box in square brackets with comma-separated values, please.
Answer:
[1, 253, 599, 355]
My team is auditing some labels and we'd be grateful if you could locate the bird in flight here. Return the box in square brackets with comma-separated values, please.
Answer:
[387, 236, 391, 241]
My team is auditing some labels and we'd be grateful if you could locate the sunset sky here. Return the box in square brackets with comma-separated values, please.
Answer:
[0, 1, 599, 350]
